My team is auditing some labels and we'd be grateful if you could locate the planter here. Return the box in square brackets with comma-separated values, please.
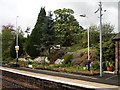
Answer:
[107, 66, 113, 71]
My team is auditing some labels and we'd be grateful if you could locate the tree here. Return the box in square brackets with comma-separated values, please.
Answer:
[54, 8, 81, 46]
[87, 23, 114, 47]
[102, 38, 115, 62]
[26, 7, 47, 57]
[2, 24, 25, 61]
[101, 23, 114, 42]
[2, 24, 15, 62]
[43, 11, 56, 53]
[89, 25, 99, 47]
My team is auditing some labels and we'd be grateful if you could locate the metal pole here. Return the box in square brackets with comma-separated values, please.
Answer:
[16, 16, 19, 64]
[88, 28, 90, 61]
[80, 15, 90, 71]
[99, 2, 102, 77]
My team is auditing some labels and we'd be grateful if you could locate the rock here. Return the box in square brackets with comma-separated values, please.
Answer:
[34, 57, 45, 63]
[34, 57, 50, 63]
[18, 58, 27, 61]
[45, 57, 50, 63]
[55, 59, 64, 64]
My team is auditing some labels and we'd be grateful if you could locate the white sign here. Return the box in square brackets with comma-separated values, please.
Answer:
[15, 46, 19, 51]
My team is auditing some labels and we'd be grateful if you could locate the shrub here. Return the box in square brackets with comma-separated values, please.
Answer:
[91, 60, 99, 70]
[19, 61, 29, 67]
[49, 49, 65, 64]
[62, 54, 73, 64]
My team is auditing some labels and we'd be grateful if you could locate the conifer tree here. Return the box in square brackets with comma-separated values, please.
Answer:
[26, 7, 47, 57]
[43, 11, 55, 53]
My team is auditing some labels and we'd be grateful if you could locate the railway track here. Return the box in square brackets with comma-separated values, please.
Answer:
[1, 76, 40, 90]
[1, 70, 92, 90]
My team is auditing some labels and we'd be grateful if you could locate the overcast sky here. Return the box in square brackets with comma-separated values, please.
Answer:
[0, 0, 119, 35]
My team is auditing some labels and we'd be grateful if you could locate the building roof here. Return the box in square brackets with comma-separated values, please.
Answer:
[113, 32, 120, 41]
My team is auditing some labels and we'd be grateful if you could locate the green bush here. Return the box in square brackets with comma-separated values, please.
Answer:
[32, 62, 40, 68]
[91, 61, 99, 70]
[19, 61, 29, 67]
[62, 54, 73, 64]
[2, 57, 14, 64]
[65, 62, 73, 67]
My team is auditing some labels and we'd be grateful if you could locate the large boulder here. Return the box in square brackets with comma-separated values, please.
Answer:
[34, 57, 50, 63]
[55, 59, 64, 64]
[72, 50, 95, 66]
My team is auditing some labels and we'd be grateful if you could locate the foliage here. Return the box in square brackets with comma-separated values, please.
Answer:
[90, 60, 99, 70]
[95, 37, 115, 64]
[2, 25, 15, 63]
[101, 23, 114, 42]
[62, 54, 73, 64]
[54, 8, 82, 46]
[2, 25, 25, 63]
[19, 61, 29, 67]
[105, 60, 114, 67]
[103, 39, 115, 62]
[43, 11, 56, 52]
[26, 7, 47, 57]
[89, 25, 99, 47]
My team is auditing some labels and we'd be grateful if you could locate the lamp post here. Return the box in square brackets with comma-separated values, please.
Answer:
[80, 14, 90, 71]
[15, 16, 19, 65]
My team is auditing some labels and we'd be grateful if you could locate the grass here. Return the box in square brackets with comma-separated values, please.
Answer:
[30, 62, 99, 75]
[63, 43, 83, 52]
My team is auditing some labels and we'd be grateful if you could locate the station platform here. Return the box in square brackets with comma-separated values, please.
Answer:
[0, 66, 119, 90]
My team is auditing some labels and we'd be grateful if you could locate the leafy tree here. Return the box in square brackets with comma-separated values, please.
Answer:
[2, 25, 15, 62]
[26, 7, 47, 57]
[89, 25, 99, 47]
[54, 8, 81, 46]
[102, 38, 115, 62]
[95, 37, 115, 63]
[2, 24, 25, 63]
[90, 23, 115, 43]
[88, 23, 115, 65]
[101, 23, 114, 42]
[87, 23, 114, 47]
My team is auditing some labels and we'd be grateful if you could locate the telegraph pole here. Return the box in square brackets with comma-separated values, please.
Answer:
[95, 1, 104, 77]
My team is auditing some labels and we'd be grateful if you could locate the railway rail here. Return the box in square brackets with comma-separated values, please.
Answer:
[1, 76, 40, 90]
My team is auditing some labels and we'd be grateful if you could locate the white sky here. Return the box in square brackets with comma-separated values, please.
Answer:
[0, 0, 119, 35]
